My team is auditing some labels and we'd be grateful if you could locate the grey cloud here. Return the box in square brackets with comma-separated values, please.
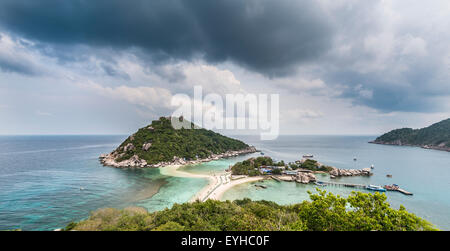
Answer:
[0, 56, 38, 75]
[100, 62, 130, 80]
[0, 0, 333, 77]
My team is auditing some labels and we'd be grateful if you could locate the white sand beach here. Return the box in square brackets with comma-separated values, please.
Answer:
[159, 165, 264, 202]
[207, 176, 265, 200]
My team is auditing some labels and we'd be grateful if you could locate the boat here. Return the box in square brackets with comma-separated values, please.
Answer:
[260, 152, 265, 156]
[384, 184, 399, 191]
[386, 174, 392, 178]
[370, 164, 374, 169]
[353, 157, 357, 161]
[303, 154, 314, 158]
[314, 181, 326, 187]
[365, 184, 386, 192]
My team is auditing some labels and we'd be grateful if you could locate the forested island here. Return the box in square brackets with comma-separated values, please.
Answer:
[65, 190, 436, 231]
[230, 156, 371, 183]
[100, 117, 256, 168]
[370, 118, 450, 152]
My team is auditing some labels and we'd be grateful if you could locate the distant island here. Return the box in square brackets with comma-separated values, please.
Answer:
[100, 117, 256, 168]
[370, 118, 450, 152]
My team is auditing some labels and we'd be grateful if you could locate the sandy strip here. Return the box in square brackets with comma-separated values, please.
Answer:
[207, 176, 265, 201]
[159, 165, 221, 202]
[160, 165, 265, 202]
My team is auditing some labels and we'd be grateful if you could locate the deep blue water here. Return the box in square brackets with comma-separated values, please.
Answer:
[0, 135, 449, 230]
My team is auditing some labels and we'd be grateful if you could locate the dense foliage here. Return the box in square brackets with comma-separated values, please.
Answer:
[114, 117, 250, 164]
[289, 159, 334, 172]
[231, 157, 284, 176]
[373, 118, 450, 147]
[67, 190, 437, 231]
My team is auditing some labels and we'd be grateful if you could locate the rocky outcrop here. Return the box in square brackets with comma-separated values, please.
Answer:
[329, 167, 372, 178]
[295, 172, 317, 184]
[100, 154, 148, 168]
[123, 143, 135, 152]
[100, 146, 257, 168]
[421, 144, 450, 152]
[142, 142, 152, 151]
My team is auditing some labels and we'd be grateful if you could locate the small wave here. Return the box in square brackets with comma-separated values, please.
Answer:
[0, 144, 118, 155]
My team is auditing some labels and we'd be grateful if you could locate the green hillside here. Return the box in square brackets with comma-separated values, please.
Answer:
[107, 117, 251, 165]
[372, 118, 450, 150]
[66, 190, 436, 231]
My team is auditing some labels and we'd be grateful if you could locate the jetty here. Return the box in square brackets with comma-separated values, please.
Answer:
[397, 188, 413, 195]
[317, 181, 366, 189]
[317, 180, 413, 196]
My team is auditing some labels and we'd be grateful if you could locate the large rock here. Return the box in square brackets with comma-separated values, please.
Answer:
[296, 172, 316, 184]
[329, 167, 372, 177]
[123, 143, 135, 152]
[142, 142, 152, 151]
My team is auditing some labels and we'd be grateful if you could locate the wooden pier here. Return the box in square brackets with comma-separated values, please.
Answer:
[396, 188, 413, 196]
[316, 181, 413, 196]
[317, 181, 366, 189]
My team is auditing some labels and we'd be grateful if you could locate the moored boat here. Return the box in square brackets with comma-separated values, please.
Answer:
[314, 181, 326, 187]
[366, 184, 386, 192]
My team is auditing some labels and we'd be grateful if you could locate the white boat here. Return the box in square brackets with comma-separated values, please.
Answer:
[366, 184, 386, 192]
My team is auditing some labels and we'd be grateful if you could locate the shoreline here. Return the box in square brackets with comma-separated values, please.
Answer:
[208, 176, 265, 200]
[369, 141, 450, 152]
[159, 164, 264, 202]
[100, 146, 257, 168]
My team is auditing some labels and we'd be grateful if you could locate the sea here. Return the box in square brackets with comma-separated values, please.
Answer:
[0, 135, 449, 230]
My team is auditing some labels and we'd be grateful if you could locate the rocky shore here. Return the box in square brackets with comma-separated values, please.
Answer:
[271, 171, 317, 184]
[369, 141, 450, 152]
[329, 166, 372, 178]
[99, 146, 257, 168]
[296, 172, 317, 184]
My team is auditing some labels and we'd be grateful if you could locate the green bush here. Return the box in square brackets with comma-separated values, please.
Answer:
[68, 190, 437, 231]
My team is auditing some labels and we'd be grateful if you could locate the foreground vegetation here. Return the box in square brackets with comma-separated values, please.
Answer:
[66, 190, 436, 231]
[113, 117, 250, 164]
[373, 118, 450, 148]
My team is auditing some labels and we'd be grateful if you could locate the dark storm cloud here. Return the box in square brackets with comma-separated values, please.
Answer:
[0, 0, 333, 76]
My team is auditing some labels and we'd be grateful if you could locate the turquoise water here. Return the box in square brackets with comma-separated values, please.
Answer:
[0, 136, 206, 230]
[0, 135, 449, 230]
[221, 135, 450, 230]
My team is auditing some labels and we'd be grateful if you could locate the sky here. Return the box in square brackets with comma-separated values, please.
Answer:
[0, 0, 449, 135]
